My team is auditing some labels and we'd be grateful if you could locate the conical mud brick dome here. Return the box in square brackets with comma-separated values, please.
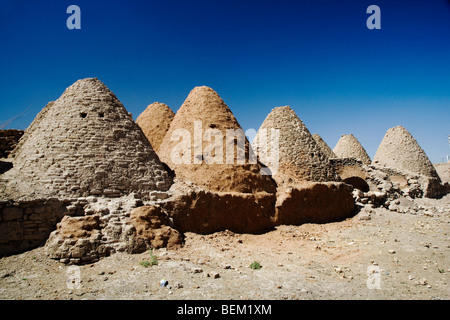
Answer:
[158, 86, 276, 193]
[252, 106, 339, 184]
[333, 134, 371, 165]
[136, 102, 175, 152]
[12, 78, 172, 199]
[373, 125, 439, 178]
[312, 133, 336, 159]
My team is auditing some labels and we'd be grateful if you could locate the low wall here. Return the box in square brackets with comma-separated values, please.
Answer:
[0, 198, 73, 256]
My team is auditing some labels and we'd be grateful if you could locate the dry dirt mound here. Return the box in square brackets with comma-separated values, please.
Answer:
[333, 134, 371, 165]
[136, 102, 175, 153]
[7, 78, 172, 200]
[158, 86, 276, 194]
[252, 106, 339, 185]
[373, 126, 440, 179]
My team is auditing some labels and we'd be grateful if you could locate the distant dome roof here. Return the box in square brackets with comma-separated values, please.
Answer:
[252, 106, 339, 184]
[373, 125, 439, 178]
[333, 134, 371, 165]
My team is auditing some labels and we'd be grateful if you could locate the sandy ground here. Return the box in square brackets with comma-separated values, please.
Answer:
[0, 194, 449, 300]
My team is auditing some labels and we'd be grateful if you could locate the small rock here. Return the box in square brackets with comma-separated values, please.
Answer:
[191, 268, 203, 274]
[359, 213, 371, 221]
[417, 278, 427, 286]
[334, 267, 343, 273]
[388, 250, 396, 254]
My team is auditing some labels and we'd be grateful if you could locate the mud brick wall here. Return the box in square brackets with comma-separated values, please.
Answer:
[0, 199, 81, 256]
[0, 129, 24, 158]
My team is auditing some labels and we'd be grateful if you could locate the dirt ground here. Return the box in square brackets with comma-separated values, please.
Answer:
[0, 194, 449, 300]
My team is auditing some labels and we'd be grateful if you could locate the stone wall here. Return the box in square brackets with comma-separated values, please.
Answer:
[0, 199, 80, 256]
[0, 129, 24, 158]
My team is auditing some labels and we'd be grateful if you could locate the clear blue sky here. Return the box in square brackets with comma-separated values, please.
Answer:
[1, 0, 449, 163]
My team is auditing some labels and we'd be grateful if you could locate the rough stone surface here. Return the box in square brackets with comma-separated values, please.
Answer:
[331, 157, 448, 206]
[136, 102, 175, 153]
[333, 134, 371, 165]
[158, 86, 276, 194]
[331, 158, 371, 192]
[45, 214, 107, 263]
[0, 130, 24, 159]
[312, 133, 336, 159]
[44, 195, 165, 264]
[8, 78, 172, 200]
[372, 126, 440, 179]
[0, 198, 71, 256]
[10, 102, 54, 158]
[252, 106, 339, 185]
